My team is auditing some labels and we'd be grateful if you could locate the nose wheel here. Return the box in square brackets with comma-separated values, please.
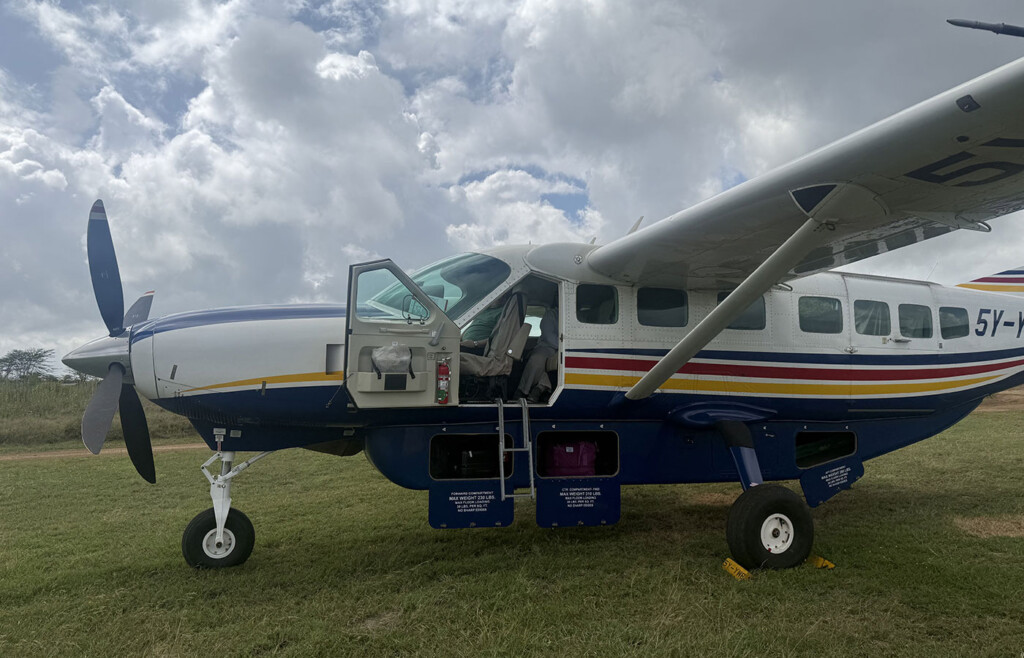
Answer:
[726, 484, 813, 570]
[182, 507, 255, 568]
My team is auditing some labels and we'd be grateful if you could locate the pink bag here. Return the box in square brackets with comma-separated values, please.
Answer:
[546, 441, 597, 477]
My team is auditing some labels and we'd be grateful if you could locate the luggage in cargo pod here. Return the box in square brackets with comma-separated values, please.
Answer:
[535, 430, 621, 528]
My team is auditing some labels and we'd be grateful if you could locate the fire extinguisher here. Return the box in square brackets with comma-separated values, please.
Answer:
[436, 358, 450, 404]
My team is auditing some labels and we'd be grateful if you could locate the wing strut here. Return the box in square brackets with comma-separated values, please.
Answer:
[625, 214, 832, 400]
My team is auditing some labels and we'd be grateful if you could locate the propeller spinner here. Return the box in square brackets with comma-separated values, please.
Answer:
[63, 200, 156, 483]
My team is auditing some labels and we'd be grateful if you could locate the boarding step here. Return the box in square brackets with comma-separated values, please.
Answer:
[497, 398, 536, 502]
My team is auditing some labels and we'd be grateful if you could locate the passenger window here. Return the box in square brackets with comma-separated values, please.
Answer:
[716, 292, 766, 330]
[798, 296, 843, 334]
[854, 300, 890, 336]
[940, 307, 970, 339]
[637, 288, 688, 327]
[899, 304, 933, 338]
[576, 285, 618, 324]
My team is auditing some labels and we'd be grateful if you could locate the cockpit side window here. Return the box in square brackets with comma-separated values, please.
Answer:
[369, 253, 511, 320]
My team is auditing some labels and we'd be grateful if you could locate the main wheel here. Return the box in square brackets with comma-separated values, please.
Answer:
[726, 484, 813, 570]
[182, 508, 255, 569]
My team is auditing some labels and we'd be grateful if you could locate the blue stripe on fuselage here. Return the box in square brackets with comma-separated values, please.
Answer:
[130, 304, 346, 343]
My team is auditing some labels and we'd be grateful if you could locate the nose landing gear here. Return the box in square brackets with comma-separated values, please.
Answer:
[181, 450, 272, 569]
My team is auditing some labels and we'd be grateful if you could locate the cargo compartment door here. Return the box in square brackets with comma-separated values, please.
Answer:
[345, 259, 461, 408]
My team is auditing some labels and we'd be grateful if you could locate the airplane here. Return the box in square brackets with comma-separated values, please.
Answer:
[63, 40, 1024, 571]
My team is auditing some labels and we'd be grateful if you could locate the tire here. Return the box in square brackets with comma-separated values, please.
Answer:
[181, 508, 255, 569]
[726, 484, 813, 570]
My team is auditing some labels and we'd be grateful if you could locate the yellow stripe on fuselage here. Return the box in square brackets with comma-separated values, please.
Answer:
[563, 373, 1000, 396]
[183, 371, 344, 394]
[957, 283, 1024, 292]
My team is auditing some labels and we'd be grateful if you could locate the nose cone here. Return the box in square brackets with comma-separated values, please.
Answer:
[63, 334, 131, 379]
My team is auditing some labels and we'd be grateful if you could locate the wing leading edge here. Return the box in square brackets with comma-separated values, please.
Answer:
[589, 56, 1024, 289]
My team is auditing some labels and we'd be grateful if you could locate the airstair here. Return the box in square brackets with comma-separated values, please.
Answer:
[497, 398, 536, 501]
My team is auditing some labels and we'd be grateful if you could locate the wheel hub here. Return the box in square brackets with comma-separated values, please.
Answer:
[202, 528, 236, 559]
[760, 513, 794, 553]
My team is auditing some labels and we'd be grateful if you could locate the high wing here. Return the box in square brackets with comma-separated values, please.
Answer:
[589, 56, 1024, 290]
[585, 56, 1024, 400]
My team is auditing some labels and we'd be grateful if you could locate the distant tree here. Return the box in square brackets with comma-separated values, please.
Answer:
[0, 348, 55, 380]
[0, 352, 13, 379]
[61, 368, 92, 384]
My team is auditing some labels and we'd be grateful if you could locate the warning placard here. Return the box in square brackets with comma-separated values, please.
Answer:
[428, 482, 513, 529]
[559, 486, 602, 509]
[448, 490, 496, 513]
[537, 478, 620, 527]
[799, 456, 865, 508]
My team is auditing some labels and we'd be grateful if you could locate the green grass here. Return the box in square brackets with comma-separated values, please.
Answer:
[0, 379, 194, 451]
[1, 403, 1023, 656]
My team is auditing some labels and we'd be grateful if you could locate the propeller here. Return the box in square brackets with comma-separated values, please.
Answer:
[87, 200, 125, 336]
[72, 199, 157, 483]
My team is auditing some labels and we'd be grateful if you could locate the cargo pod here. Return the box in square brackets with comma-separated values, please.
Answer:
[535, 429, 621, 527]
[345, 259, 462, 409]
[427, 433, 515, 529]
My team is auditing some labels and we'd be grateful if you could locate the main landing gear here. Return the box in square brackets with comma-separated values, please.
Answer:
[718, 420, 814, 570]
[181, 450, 272, 569]
[726, 484, 813, 570]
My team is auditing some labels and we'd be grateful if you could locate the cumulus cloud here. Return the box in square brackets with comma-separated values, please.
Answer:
[3, 0, 1024, 369]
[446, 169, 603, 249]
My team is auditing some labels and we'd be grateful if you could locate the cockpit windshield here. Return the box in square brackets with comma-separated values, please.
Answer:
[369, 253, 512, 320]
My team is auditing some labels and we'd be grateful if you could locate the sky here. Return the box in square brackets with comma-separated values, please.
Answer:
[3, 0, 1024, 370]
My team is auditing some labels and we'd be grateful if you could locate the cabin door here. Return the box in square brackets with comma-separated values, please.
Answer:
[843, 275, 940, 413]
[345, 259, 462, 408]
[844, 277, 939, 354]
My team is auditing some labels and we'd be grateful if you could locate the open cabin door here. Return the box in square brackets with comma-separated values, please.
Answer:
[345, 259, 461, 408]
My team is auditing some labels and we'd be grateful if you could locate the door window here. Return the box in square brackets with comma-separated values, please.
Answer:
[899, 304, 933, 339]
[355, 268, 428, 321]
[853, 300, 890, 336]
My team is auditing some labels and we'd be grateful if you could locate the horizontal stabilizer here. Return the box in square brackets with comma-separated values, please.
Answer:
[958, 267, 1024, 294]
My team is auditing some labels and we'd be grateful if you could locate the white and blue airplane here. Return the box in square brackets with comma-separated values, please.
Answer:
[64, 48, 1024, 570]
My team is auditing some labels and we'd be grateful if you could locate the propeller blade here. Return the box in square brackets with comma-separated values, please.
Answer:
[119, 385, 155, 483]
[82, 363, 124, 454]
[87, 199, 125, 336]
[122, 291, 155, 328]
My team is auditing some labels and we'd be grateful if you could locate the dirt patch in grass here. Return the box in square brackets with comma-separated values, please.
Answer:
[688, 491, 737, 507]
[0, 443, 207, 461]
[953, 515, 1024, 538]
[977, 385, 1024, 412]
[359, 610, 402, 632]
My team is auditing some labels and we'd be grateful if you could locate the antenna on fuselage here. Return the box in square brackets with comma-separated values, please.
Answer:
[948, 18, 1024, 38]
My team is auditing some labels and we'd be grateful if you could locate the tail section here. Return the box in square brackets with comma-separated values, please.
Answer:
[958, 268, 1024, 294]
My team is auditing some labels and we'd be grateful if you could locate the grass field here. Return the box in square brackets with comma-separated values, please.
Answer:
[1, 381, 1023, 656]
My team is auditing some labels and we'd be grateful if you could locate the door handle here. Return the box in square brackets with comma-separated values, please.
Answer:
[378, 327, 430, 335]
[890, 336, 911, 343]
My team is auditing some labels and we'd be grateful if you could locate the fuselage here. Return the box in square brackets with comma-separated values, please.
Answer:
[105, 244, 1024, 493]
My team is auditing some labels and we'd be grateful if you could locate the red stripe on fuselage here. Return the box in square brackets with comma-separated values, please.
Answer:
[564, 355, 1024, 381]
[971, 277, 1024, 283]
